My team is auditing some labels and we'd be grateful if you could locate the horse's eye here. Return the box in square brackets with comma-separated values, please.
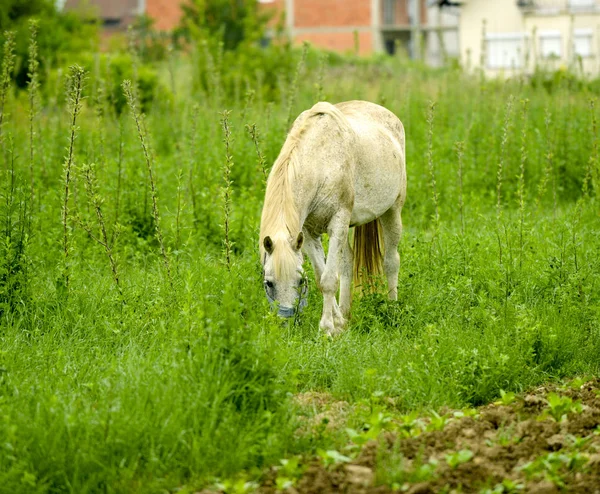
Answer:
[264, 280, 274, 289]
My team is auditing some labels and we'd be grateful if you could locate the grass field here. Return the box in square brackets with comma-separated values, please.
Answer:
[0, 39, 599, 493]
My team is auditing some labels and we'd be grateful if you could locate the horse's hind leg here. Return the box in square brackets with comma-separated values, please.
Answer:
[338, 236, 353, 319]
[379, 201, 403, 300]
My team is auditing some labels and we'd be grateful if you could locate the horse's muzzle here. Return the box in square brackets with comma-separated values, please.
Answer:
[278, 306, 296, 318]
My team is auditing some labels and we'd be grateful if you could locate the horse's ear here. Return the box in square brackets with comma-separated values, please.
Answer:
[295, 232, 304, 251]
[263, 236, 274, 254]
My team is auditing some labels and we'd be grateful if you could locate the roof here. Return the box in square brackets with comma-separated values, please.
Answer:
[63, 0, 141, 20]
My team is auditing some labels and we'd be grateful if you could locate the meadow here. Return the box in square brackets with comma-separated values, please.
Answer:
[0, 30, 599, 493]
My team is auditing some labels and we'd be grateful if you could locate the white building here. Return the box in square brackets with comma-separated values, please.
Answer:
[449, 0, 600, 75]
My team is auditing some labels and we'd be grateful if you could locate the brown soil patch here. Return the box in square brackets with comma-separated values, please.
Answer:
[258, 379, 600, 494]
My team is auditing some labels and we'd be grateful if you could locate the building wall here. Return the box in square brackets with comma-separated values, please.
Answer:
[459, 0, 524, 72]
[460, 0, 600, 75]
[146, 0, 183, 31]
[524, 13, 600, 75]
[295, 0, 371, 28]
[295, 30, 373, 54]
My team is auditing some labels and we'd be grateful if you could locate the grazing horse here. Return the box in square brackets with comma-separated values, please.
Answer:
[259, 100, 406, 335]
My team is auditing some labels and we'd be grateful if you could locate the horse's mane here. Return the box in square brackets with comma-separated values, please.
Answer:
[260, 102, 348, 279]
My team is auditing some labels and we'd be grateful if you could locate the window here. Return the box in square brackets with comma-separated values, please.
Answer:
[486, 33, 526, 69]
[383, 0, 396, 25]
[539, 30, 561, 59]
[573, 28, 593, 58]
[568, 0, 595, 9]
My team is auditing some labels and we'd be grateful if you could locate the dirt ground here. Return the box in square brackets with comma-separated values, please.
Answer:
[257, 379, 600, 494]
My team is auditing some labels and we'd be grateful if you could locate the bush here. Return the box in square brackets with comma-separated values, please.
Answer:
[0, 0, 99, 89]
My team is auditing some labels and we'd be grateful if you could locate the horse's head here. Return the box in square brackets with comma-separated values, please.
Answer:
[261, 232, 307, 318]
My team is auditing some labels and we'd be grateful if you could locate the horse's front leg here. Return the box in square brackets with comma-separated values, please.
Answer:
[302, 232, 325, 292]
[320, 213, 350, 336]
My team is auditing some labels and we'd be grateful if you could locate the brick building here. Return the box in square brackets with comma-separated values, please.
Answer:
[60, 0, 184, 32]
[60, 0, 457, 62]
[260, 0, 426, 55]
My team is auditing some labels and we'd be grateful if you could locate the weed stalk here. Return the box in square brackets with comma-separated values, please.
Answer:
[122, 79, 173, 288]
[27, 20, 40, 215]
[247, 123, 268, 184]
[286, 42, 309, 132]
[220, 110, 234, 272]
[61, 65, 86, 291]
[81, 163, 124, 302]
[497, 95, 514, 223]
[426, 101, 439, 229]
[455, 141, 465, 237]
[0, 31, 16, 152]
[517, 98, 529, 269]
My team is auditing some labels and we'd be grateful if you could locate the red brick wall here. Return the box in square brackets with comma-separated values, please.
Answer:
[295, 0, 372, 28]
[146, 0, 183, 31]
[295, 31, 372, 55]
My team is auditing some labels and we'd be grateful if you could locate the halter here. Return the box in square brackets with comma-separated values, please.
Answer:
[264, 268, 308, 317]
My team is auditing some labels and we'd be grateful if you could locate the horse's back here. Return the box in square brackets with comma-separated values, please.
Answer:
[335, 101, 406, 226]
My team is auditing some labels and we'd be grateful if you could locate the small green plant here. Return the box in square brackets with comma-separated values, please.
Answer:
[275, 456, 304, 491]
[215, 477, 259, 494]
[521, 451, 589, 487]
[377, 447, 438, 490]
[560, 377, 588, 391]
[445, 449, 474, 469]
[397, 410, 425, 438]
[317, 449, 352, 469]
[426, 410, 450, 432]
[543, 393, 583, 422]
[495, 389, 516, 406]
[481, 479, 524, 493]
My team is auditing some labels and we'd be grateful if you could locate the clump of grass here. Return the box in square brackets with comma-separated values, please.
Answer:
[61, 64, 86, 291]
[122, 79, 173, 288]
[221, 110, 234, 272]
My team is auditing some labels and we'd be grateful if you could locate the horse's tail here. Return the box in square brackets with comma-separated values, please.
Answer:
[353, 219, 384, 291]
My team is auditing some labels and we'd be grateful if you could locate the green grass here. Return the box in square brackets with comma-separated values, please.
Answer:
[0, 45, 599, 493]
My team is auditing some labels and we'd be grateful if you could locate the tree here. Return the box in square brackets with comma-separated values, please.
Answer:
[179, 0, 270, 50]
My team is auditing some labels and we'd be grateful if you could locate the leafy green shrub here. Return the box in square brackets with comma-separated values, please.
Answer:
[107, 53, 160, 114]
[0, 1, 98, 89]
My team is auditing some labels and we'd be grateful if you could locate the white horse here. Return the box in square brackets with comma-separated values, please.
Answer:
[259, 100, 407, 335]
